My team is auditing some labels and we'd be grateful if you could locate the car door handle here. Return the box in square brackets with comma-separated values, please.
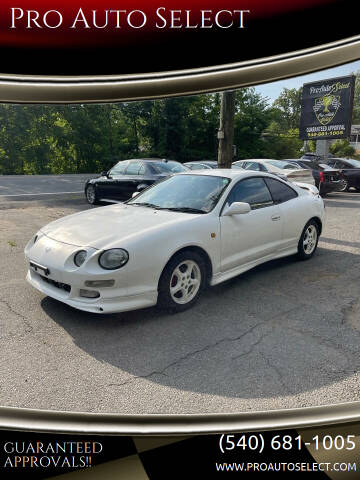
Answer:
[271, 215, 281, 221]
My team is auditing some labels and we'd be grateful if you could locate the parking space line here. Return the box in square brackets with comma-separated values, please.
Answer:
[0, 191, 83, 197]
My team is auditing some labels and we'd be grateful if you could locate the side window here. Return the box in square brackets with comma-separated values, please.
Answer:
[264, 177, 298, 204]
[109, 161, 128, 176]
[138, 163, 146, 175]
[125, 161, 141, 175]
[226, 177, 273, 210]
[334, 160, 345, 169]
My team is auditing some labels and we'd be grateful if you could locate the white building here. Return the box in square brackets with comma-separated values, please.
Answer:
[350, 125, 360, 153]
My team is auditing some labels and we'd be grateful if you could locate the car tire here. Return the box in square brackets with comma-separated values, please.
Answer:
[157, 250, 207, 313]
[297, 220, 319, 260]
[85, 184, 100, 205]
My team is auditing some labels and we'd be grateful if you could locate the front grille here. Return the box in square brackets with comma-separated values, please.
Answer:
[40, 275, 71, 293]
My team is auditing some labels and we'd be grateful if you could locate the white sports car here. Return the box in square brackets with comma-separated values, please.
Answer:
[25, 170, 325, 314]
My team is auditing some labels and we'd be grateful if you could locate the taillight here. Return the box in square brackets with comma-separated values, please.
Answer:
[319, 171, 324, 182]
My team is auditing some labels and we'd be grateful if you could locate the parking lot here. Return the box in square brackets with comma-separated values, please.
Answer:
[0, 178, 360, 414]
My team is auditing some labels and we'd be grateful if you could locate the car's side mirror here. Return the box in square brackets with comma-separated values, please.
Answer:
[132, 191, 140, 198]
[101, 170, 109, 178]
[222, 202, 251, 216]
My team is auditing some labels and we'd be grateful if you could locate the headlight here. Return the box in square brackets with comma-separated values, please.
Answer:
[74, 250, 87, 267]
[98, 249, 129, 270]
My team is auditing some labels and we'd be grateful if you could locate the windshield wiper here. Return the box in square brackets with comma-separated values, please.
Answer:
[129, 202, 162, 209]
[129, 203, 206, 214]
[163, 207, 206, 214]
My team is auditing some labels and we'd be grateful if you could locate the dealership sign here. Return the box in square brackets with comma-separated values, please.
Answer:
[299, 75, 356, 140]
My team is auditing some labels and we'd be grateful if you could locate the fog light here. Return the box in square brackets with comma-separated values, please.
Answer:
[85, 280, 115, 288]
[79, 289, 100, 298]
[74, 250, 87, 267]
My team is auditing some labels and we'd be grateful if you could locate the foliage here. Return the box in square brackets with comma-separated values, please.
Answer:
[272, 87, 303, 130]
[329, 139, 356, 157]
[0, 76, 358, 174]
[233, 89, 272, 159]
[352, 72, 360, 125]
[261, 123, 304, 159]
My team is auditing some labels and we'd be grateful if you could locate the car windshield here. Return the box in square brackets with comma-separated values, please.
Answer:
[267, 160, 301, 170]
[344, 158, 360, 168]
[127, 174, 230, 213]
[150, 161, 188, 174]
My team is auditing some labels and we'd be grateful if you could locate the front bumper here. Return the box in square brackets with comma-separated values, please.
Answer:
[26, 268, 158, 314]
[25, 233, 158, 314]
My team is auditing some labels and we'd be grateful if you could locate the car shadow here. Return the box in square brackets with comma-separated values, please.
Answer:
[324, 191, 360, 209]
[323, 200, 360, 209]
[41, 243, 360, 407]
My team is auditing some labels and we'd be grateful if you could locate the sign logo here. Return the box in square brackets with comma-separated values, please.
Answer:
[313, 94, 341, 125]
[299, 75, 355, 141]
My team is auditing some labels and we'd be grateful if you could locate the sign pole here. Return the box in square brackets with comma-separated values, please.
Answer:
[316, 139, 330, 162]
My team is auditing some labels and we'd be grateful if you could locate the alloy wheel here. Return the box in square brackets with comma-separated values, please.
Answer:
[303, 224, 318, 255]
[169, 260, 201, 305]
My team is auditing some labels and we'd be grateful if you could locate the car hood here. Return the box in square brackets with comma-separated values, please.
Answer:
[40, 204, 198, 250]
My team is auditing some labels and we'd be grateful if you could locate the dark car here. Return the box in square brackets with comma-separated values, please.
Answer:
[325, 158, 360, 192]
[284, 159, 346, 195]
[85, 158, 188, 204]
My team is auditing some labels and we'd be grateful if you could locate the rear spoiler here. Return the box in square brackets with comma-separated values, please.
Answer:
[293, 182, 319, 195]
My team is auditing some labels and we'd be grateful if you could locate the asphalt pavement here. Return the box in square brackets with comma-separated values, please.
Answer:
[0, 174, 97, 198]
[0, 179, 360, 415]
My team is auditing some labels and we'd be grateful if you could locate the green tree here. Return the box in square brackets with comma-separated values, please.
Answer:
[352, 72, 360, 125]
[272, 87, 302, 130]
[330, 139, 355, 157]
[233, 88, 271, 159]
[262, 123, 303, 159]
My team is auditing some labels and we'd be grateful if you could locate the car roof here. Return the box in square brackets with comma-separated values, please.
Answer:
[185, 160, 217, 164]
[179, 168, 278, 180]
[121, 158, 174, 163]
[283, 159, 306, 162]
[235, 159, 276, 163]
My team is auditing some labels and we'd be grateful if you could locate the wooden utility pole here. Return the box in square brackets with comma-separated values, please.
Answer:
[217, 90, 236, 168]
